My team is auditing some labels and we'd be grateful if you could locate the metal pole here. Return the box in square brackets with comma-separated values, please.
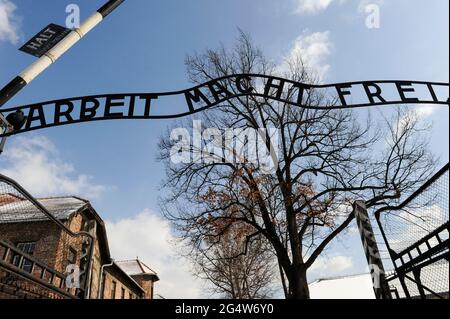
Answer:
[353, 200, 392, 299]
[0, 0, 125, 153]
[0, 0, 125, 109]
[97, 260, 115, 299]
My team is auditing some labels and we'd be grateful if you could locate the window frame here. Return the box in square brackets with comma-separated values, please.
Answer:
[13, 242, 36, 273]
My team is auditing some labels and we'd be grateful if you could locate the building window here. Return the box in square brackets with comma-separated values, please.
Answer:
[129, 292, 133, 299]
[111, 281, 117, 299]
[81, 218, 91, 232]
[13, 242, 36, 273]
[67, 247, 77, 265]
[121, 288, 125, 299]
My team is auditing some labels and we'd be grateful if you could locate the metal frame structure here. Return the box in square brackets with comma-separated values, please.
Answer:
[374, 164, 449, 299]
[0, 173, 96, 299]
[0, 77, 448, 139]
[0, 241, 75, 299]
[353, 200, 392, 299]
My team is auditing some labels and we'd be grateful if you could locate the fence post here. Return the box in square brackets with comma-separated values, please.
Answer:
[353, 200, 392, 299]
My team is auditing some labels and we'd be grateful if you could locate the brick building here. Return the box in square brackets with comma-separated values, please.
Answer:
[116, 259, 159, 299]
[0, 195, 159, 299]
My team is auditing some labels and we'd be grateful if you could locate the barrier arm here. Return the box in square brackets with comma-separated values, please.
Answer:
[0, 0, 125, 153]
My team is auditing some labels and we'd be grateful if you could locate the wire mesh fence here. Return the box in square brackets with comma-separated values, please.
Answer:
[375, 164, 449, 299]
[0, 174, 93, 299]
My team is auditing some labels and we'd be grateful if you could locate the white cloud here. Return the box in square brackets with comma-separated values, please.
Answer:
[0, 0, 20, 44]
[293, 0, 385, 17]
[278, 31, 333, 82]
[294, 0, 334, 15]
[309, 255, 354, 277]
[415, 104, 437, 118]
[0, 135, 107, 197]
[393, 104, 437, 140]
[106, 209, 204, 299]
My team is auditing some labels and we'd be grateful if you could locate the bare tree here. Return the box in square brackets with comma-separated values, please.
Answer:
[190, 218, 276, 299]
[158, 31, 436, 299]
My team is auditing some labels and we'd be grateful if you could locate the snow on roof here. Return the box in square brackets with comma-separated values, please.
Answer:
[309, 273, 376, 299]
[0, 196, 87, 224]
[116, 259, 159, 280]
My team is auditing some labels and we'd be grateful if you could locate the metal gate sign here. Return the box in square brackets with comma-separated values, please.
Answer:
[0, 75, 448, 137]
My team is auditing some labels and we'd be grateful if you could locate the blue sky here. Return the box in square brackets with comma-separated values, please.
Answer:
[0, 0, 448, 298]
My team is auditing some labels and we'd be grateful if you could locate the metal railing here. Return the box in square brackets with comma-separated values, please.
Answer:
[0, 241, 75, 299]
[0, 173, 96, 299]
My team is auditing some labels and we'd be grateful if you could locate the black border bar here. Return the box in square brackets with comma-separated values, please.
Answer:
[97, 0, 125, 18]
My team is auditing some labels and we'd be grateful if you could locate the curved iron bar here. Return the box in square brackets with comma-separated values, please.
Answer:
[373, 163, 450, 219]
[0, 241, 75, 299]
[1, 75, 448, 137]
[2, 75, 449, 113]
[0, 173, 95, 299]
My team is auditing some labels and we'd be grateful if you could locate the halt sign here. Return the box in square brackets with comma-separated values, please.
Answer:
[19, 23, 71, 58]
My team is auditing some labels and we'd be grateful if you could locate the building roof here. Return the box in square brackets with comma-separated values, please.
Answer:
[0, 194, 160, 290]
[116, 259, 159, 281]
[0, 195, 88, 224]
[309, 273, 376, 299]
[0, 194, 112, 262]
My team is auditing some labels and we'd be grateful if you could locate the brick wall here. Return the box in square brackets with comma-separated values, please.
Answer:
[0, 269, 68, 299]
[0, 211, 92, 299]
[131, 275, 155, 299]
[0, 208, 151, 300]
[102, 266, 144, 299]
[0, 221, 62, 269]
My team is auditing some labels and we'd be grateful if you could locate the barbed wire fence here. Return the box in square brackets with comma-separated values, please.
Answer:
[0, 174, 94, 299]
[373, 164, 449, 299]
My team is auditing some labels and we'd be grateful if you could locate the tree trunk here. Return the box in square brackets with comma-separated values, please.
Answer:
[288, 267, 310, 299]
